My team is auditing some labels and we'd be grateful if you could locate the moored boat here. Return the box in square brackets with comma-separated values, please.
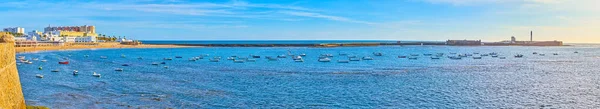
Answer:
[349, 58, 361, 61]
[36, 74, 44, 78]
[337, 60, 349, 63]
[398, 56, 407, 58]
[373, 52, 383, 56]
[362, 57, 373, 60]
[58, 61, 69, 64]
[73, 70, 79, 75]
[318, 58, 331, 62]
[233, 59, 245, 63]
[92, 72, 101, 77]
[115, 68, 123, 71]
[514, 54, 524, 58]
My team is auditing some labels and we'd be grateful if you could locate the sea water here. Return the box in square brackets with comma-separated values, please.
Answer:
[16, 45, 600, 108]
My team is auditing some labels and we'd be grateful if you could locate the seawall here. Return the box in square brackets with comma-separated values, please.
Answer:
[0, 33, 26, 109]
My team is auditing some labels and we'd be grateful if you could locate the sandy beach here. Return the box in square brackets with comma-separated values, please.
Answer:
[14, 42, 186, 53]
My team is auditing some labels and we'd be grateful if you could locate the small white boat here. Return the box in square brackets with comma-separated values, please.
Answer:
[233, 60, 245, 63]
[17, 56, 25, 60]
[100, 56, 108, 59]
[73, 70, 79, 75]
[36, 74, 44, 78]
[294, 59, 304, 62]
[51, 69, 60, 72]
[92, 72, 101, 77]
[32, 58, 39, 61]
[337, 60, 349, 63]
[164, 66, 169, 69]
[213, 56, 222, 59]
[151, 62, 159, 65]
[227, 57, 235, 60]
[189, 58, 197, 61]
[121, 54, 126, 58]
[362, 57, 373, 60]
[38, 66, 43, 70]
[349, 58, 361, 61]
[318, 58, 331, 62]
[292, 56, 303, 60]
[25, 61, 33, 64]
[321, 54, 333, 57]
[115, 68, 123, 71]
[40, 60, 47, 62]
[299, 53, 306, 56]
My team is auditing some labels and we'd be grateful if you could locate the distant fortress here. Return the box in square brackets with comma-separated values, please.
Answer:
[446, 31, 563, 46]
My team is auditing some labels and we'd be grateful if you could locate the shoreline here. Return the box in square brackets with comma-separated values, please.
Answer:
[14, 43, 188, 53]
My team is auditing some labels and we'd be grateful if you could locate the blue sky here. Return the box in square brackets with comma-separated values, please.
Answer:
[1, 0, 598, 42]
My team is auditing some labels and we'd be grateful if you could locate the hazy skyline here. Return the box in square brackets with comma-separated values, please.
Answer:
[1, 0, 598, 43]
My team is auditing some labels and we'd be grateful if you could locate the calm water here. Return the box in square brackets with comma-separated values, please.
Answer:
[141, 40, 401, 44]
[16, 45, 600, 108]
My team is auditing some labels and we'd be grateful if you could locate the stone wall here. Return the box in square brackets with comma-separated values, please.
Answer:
[0, 33, 26, 109]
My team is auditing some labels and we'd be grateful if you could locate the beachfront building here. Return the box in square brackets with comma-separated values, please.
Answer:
[44, 25, 95, 33]
[3, 27, 25, 34]
[42, 25, 98, 43]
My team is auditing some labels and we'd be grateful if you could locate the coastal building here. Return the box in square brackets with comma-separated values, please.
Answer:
[41, 25, 98, 43]
[44, 25, 95, 33]
[2, 27, 25, 34]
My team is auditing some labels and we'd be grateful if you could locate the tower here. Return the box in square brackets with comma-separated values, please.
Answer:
[530, 31, 533, 42]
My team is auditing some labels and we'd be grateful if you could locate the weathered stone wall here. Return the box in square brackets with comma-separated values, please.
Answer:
[0, 33, 26, 109]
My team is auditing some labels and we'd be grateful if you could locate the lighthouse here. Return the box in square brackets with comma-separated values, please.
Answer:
[530, 31, 533, 42]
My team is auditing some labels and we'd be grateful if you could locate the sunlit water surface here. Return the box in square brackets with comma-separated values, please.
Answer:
[17, 45, 600, 108]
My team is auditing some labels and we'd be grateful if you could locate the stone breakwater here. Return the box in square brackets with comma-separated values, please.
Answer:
[0, 33, 26, 109]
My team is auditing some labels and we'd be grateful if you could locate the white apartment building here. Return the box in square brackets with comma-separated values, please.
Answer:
[3, 27, 25, 34]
